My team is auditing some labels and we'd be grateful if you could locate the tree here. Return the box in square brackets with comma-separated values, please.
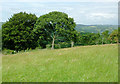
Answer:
[118, 27, 120, 43]
[77, 32, 101, 45]
[94, 32, 101, 45]
[67, 30, 79, 47]
[34, 11, 76, 49]
[2, 12, 37, 51]
[0, 29, 1, 51]
[101, 30, 110, 44]
[108, 29, 118, 43]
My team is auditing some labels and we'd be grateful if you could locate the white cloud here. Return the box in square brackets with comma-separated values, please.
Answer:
[1, 1, 118, 24]
[89, 13, 116, 19]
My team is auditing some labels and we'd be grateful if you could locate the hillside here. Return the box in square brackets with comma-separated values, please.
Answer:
[75, 24, 118, 33]
[2, 44, 118, 82]
[0, 22, 118, 33]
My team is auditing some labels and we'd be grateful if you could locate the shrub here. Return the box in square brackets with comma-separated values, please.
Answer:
[59, 42, 71, 48]
[35, 46, 42, 50]
[2, 49, 17, 55]
[54, 44, 61, 49]
[46, 44, 51, 49]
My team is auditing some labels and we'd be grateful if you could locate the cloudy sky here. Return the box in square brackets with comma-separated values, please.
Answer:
[0, 0, 119, 25]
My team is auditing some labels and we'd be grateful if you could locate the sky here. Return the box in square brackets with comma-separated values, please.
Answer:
[0, 0, 119, 25]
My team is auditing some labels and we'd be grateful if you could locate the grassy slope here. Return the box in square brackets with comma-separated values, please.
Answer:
[2, 44, 118, 82]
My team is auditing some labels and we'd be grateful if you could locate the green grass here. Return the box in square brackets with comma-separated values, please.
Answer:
[2, 44, 118, 82]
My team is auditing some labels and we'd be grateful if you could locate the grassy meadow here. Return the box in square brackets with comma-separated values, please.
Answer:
[2, 44, 118, 82]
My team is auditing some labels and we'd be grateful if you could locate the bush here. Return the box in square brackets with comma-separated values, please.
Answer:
[2, 49, 17, 55]
[46, 42, 70, 49]
[35, 46, 42, 50]
[46, 44, 51, 49]
[59, 42, 71, 48]
[54, 44, 61, 49]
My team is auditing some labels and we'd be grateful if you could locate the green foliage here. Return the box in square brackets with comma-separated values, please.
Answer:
[75, 29, 118, 46]
[34, 11, 76, 49]
[108, 29, 118, 43]
[2, 11, 118, 52]
[118, 27, 120, 43]
[54, 44, 61, 49]
[46, 42, 70, 49]
[2, 12, 37, 51]
[35, 46, 42, 49]
[59, 42, 71, 48]
[46, 44, 51, 49]
[2, 49, 17, 55]
[0, 29, 2, 51]
[76, 32, 101, 45]
[101, 30, 110, 44]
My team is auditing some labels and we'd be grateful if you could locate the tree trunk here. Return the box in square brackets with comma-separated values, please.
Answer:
[51, 35, 55, 49]
[71, 41, 74, 47]
[117, 40, 119, 44]
[102, 38, 103, 45]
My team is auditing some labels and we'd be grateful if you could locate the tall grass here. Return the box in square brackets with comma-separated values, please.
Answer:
[2, 44, 118, 82]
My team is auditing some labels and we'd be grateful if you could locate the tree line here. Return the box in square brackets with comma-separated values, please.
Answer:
[2, 11, 119, 52]
[76, 30, 118, 46]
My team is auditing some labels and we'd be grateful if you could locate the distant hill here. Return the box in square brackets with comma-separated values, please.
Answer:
[75, 24, 118, 33]
[0, 22, 118, 33]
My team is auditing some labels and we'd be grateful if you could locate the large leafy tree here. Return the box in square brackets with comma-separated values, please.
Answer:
[34, 11, 76, 49]
[2, 12, 37, 51]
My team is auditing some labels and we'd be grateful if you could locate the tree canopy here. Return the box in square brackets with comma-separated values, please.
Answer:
[108, 29, 118, 43]
[2, 12, 37, 51]
[34, 11, 76, 49]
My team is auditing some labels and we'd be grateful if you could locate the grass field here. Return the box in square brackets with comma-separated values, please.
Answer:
[2, 44, 118, 82]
